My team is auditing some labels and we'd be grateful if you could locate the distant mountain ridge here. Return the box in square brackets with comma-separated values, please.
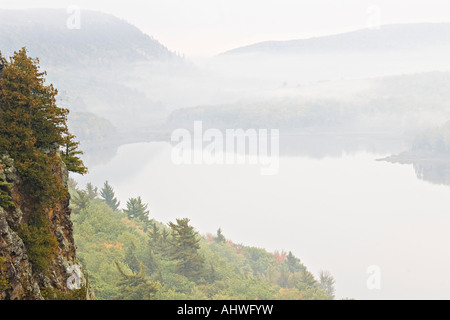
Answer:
[0, 8, 188, 132]
[221, 23, 450, 56]
[0, 8, 179, 67]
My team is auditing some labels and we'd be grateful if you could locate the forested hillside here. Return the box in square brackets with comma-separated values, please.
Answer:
[168, 71, 450, 136]
[0, 9, 177, 67]
[69, 180, 336, 300]
[221, 23, 450, 56]
[0, 9, 185, 131]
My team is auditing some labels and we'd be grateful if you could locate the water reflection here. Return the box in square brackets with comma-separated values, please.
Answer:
[413, 160, 450, 187]
[80, 133, 409, 169]
[380, 154, 450, 187]
[73, 141, 450, 300]
[279, 133, 406, 158]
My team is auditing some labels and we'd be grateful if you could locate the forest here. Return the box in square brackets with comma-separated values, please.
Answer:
[167, 71, 450, 138]
[411, 120, 450, 155]
[69, 179, 337, 300]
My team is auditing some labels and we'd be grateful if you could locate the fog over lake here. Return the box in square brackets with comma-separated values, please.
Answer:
[74, 139, 450, 300]
[3, 1, 450, 302]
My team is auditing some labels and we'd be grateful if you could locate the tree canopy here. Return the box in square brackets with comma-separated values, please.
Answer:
[71, 183, 336, 300]
[0, 48, 88, 275]
[0, 47, 87, 208]
[168, 218, 205, 281]
[100, 180, 120, 211]
[124, 196, 149, 222]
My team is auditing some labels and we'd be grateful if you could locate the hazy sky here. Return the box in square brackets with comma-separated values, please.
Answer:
[1, 0, 450, 56]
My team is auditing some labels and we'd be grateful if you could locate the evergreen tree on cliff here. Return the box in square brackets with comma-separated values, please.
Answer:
[0, 48, 87, 277]
[0, 47, 87, 207]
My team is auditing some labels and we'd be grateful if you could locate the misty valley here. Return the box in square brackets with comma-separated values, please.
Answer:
[1, 6, 450, 301]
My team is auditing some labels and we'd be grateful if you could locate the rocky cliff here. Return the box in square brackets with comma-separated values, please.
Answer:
[0, 52, 93, 300]
[0, 154, 93, 300]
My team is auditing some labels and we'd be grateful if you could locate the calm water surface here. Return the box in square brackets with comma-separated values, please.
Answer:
[75, 141, 450, 300]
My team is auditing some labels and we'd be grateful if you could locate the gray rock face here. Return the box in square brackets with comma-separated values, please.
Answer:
[0, 207, 42, 300]
[0, 154, 93, 300]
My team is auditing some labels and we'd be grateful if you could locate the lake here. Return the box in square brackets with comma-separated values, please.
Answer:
[74, 139, 450, 300]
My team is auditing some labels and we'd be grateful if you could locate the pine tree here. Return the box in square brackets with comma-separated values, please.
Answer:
[124, 242, 140, 274]
[0, 47, 87, 207]
[168, 218, 205, 280]
[207, 262, 218, 283]
[297, 269, 318, 290]
[71, 189, 90, 214]
[144, 249, 159, 276]
[215, 228, 226, 243]
[0, 48, 66, 152]
[286, 251, 304, 273]
[0, 48, 86, 273]
[100, 180, 120, 211]
[62, 133, 87, 175]
[160, 229, 171, 258]
[124, 196, 149, 221]
[319, 270, 336, 300]
[0, 48, 84, 163]
[147, 222, 170, 259]
[148, 222, 162, 252]
[85, 183, 98, 200]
